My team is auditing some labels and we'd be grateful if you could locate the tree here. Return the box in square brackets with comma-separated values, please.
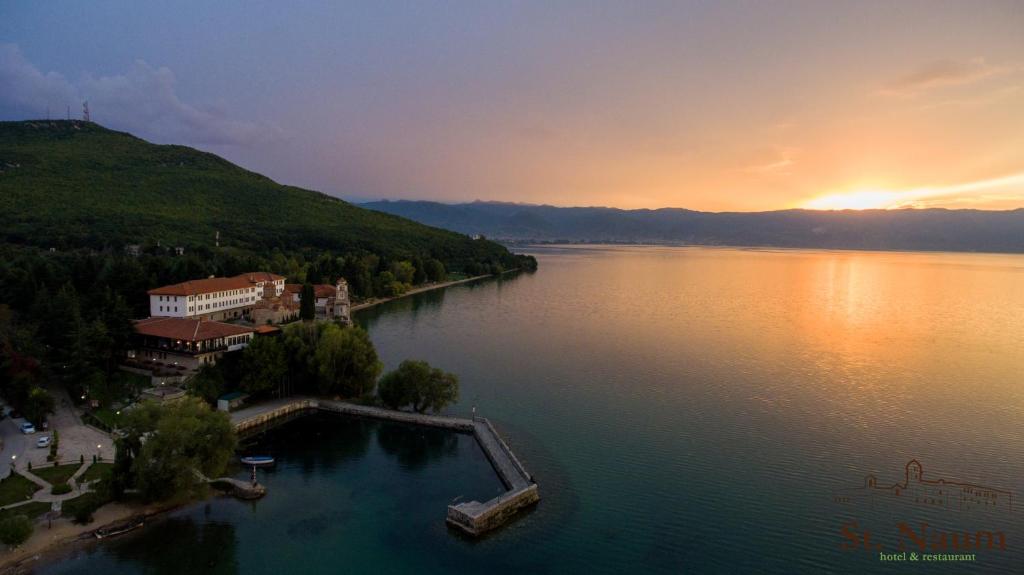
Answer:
[424, 259, 446, 283]
[412, 257, 427, 285]
[377, 360, 459, 414]
[390, 261, 415, 285]
[239, 336, 286, 397]
[123, 398, 237, 502]
[186, 364, 225, 404]
[375, 271, 400, 297]
[282, 321, 321, 392]
[314, 325, 381, 397]
[0, 515, 32, 546]
[299, 283, 316, 320]
[4, 371, 34, 411]
[22, 386, 55, 427]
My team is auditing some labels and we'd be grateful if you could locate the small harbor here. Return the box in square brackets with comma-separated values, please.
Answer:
[231, 398, 539, 535]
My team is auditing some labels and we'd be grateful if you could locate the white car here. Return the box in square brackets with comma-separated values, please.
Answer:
[36, 436, 51, 448]
[19, 422, 35, 434]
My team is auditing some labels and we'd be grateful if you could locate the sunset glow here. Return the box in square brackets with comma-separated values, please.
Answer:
[802, 172, 1024, 211]
[803, 190, 904, 211]
[2, 3, 1023, 211]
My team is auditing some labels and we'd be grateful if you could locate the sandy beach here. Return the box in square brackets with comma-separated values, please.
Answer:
[0, 500, 184, 574]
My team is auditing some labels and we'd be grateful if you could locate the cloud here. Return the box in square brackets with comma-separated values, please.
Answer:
[740, 147, 797, 175]
[918, 83, 1022, 111]
[880, 57, 1008, 96]
[0, 43, 282, 146]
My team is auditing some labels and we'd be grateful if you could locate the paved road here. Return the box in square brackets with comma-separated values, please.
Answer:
[0, 387, 115, 475]
[44, 385, 115, 464]
[0, 415, 30, 476]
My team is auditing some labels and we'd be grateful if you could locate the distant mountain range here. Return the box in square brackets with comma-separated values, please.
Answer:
[362, 200, 1024, 253]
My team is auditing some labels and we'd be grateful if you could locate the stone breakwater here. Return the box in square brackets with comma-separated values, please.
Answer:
[231, 398, 539, 536]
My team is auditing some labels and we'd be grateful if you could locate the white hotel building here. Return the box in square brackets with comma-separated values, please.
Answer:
[148, 272, 285, 321]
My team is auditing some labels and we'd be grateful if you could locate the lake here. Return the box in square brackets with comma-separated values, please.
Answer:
[37, 246, 1024, 574]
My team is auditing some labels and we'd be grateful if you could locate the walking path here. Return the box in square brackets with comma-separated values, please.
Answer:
[232, 397, 538, 535]
[1, 460, 98, 511]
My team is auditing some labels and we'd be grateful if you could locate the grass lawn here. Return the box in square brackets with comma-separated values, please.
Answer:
[90, 408, 120, 430]
[32, 463, 82, 486]
[81, 462, 113, 484]
[0, 473, 43, 506]
[0, 501, 52, 522]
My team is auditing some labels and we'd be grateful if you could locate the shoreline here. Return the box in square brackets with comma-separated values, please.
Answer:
[0, 499, 187, 573]
[3, 271, 523, 570]
[350, 273, 495, 312]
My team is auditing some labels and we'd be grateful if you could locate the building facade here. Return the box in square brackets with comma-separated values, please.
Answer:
[129, 317, 256, 371]
[282, 279, 351, 323]
[148, 272, 285, 321]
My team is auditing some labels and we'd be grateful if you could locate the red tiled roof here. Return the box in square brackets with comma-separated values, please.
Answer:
[282, 284, 335, 298]
[234, 272, 285, 283]
[147, 271, 284, 296]
[252, 297, 299, 311]
[133, 317, 254, 341]
[254, 325, 281, 335]
[148, 276, 259, 296]
[313, 285, 336, 298]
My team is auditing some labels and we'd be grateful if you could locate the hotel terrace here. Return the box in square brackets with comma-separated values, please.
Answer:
[129, 316, 256, 371]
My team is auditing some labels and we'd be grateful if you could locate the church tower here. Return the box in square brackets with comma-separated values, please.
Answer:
[905, 460, 923, 484]
[334, 278, 351, 324]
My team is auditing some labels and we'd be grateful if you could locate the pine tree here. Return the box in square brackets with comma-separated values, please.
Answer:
[300, 283, 316, 321]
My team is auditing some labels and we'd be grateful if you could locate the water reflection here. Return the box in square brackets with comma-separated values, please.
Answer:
[110, 518, 238, 575]
[255, 413, 375, 474]
[355, 272, 528, 331]
[376, 423, 460, 471]
[33, 246, 1024, 574]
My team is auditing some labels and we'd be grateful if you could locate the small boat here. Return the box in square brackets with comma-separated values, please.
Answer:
[240, 455, 275, 467]
[95, 516, 144, 539]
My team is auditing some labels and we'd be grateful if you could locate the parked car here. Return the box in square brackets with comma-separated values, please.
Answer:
[19, 422, 35, 434]
[36, 435, 51, 448]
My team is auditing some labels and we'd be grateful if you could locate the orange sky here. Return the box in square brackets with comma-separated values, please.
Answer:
[4, 2, 1023, 211]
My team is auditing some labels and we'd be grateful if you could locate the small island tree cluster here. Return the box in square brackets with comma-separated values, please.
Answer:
[378, 360, 459, 414]
[185, 323, 459, 415]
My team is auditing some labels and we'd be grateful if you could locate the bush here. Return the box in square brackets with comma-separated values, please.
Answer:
[51, 483, 72, 495]
[0, 515, 32, 546]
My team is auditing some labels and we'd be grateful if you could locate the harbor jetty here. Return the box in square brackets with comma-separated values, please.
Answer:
[232, 398, 539, 536]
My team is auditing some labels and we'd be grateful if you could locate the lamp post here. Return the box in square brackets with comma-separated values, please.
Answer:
[10, 454, 15, 471]
[96, 444, 102, 462]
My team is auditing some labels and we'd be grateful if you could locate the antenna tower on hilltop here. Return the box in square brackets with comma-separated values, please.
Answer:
[82, 101, 90, 122]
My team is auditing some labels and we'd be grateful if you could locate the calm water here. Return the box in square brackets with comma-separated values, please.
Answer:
[38, 246, 1024, 574]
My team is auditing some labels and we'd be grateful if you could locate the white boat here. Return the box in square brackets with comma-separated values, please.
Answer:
[239, 456, 275, 467]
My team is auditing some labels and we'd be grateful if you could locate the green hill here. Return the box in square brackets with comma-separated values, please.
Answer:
[0, 120, 526, 272]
